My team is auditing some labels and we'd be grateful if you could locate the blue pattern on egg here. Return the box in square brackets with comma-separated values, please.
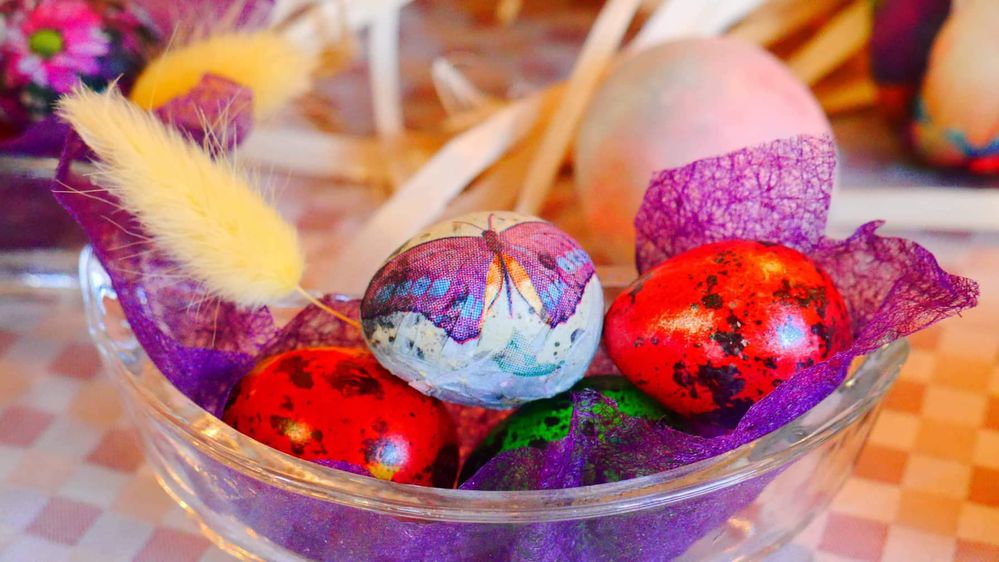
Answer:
[360, 211, 604, 408]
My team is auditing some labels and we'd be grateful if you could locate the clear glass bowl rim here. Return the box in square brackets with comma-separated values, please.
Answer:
[81, 246, 908, 524]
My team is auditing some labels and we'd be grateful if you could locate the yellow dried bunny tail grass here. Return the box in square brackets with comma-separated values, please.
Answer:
[58, 87, 304, 307]
[129, 29, 319, 119]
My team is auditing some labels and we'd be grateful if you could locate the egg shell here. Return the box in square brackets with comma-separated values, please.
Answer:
[574, 37, 830, 263]
[603, 240, 852, 427]
[222, 347, 459, 487]
[361, 211, 604, 409]
[459, 375, 678, 483]
[911, 0, 999, 173]
[0, 0, 155, 129]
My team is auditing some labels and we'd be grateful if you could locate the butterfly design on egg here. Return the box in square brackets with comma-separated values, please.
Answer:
[362, 213, 596, 343]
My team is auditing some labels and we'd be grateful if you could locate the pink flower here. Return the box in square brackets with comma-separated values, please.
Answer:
[2, 0, 110, 92]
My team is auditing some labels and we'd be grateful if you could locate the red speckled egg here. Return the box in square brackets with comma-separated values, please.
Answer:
[603, 240, 852, 426]
[222, 347, 459, 487]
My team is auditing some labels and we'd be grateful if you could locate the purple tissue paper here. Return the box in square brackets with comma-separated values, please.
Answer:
[154, 74, 254, 150]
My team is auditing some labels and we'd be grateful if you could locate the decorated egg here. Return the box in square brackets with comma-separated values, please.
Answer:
[360, 211, 604, 409]
[911, 0, 999, 174]
[603, 240, 852, 426]
[574, 37, 829, 263]
[0, 0, 155, 130]
[222, 347, 459, 487]
[459, 375, 678, 483]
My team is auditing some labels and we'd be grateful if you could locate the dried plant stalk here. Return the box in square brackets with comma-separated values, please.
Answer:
[729, 0, 844, 46]
[325, 93, 548, 294]
[496, 0, 523, 25]
[432, 58, 500, 117]
[513, 0, 643, 215]
[241, 126, 444, 183]
[445, 86, 565, 218]
[629, 0, 764, 54]
[786, 0, 872, 85]
[818, 76, 878, 115]
[60, 88, 304, 307]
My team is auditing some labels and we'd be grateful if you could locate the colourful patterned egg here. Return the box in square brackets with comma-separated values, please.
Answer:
[459, 375, 678, 483]
[222, 347, 459, 487]
[0, 0, 155, 130]
[910, 0, 999, 174]
[360, 211, 604, 409]
[604, 240, 852, 427]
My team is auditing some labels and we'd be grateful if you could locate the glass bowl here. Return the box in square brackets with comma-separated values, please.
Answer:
[80, 246, 908, 562]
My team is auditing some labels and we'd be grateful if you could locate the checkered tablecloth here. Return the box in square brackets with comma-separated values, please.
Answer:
[0, 243, 996, 562]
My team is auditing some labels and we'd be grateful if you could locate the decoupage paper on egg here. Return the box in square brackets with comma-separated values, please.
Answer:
[361, 211, 604, 408]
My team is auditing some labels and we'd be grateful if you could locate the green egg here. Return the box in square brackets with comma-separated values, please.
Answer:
[459, 376, 677, 483]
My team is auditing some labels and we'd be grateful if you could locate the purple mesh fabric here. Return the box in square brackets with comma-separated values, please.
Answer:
[154, 74, 254, 150]
[258, 296, 365, 357]
[56, 133, 274, 416]
[57, 131, 977, 560]
[635, 135, 835, 267]
[52, 72, 263, 415]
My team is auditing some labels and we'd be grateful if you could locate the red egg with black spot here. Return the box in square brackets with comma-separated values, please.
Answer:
[222, 347, 459, 487]
[604, 240, 852, 426]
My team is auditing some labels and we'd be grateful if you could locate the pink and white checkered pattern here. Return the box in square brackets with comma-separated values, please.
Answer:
[772, 248, 999, 562]
[0, 294, 232, 562]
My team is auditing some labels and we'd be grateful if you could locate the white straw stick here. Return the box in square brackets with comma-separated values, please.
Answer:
[728, 0, 843, 46]
[628, 0, 762, 53]
[326, 93, 547, 294]
[787, 0, 872, 85]
[278, 1, 347, 55]
[367, 6, 410, 191]
[496, 0, 523, 25]
[241, 127, 382, 181]
[431, 57, 497, 117]
[369, 7, 404, 138]
[444, 123, 544, 217]
[513, 0, 642, 215]
[269, 0, 314, 26]
[271, 0, 414, 32]
[241, 126, 442, 181]
[442, 85, 562, 217]
[818, 77, 878, 114]
[628, 0, 705, 53]
[694, 0, 767, 37]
